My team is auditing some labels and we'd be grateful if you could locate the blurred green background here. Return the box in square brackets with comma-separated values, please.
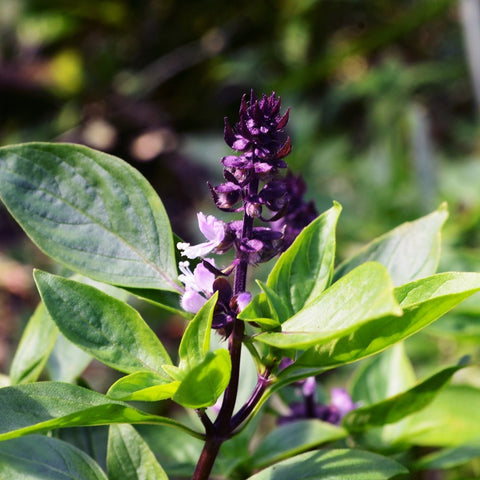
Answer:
[2, 1, 480, 477]
[1, 0, 480, 416]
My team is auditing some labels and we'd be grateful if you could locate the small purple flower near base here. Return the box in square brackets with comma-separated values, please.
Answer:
[278, 377, 357, 426]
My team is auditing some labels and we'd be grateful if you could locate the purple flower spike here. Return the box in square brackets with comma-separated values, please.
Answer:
[177, 213, 226, 259]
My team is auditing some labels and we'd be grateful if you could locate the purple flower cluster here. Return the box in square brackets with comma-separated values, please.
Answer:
[278, 376, 357, 426]
[177, 91, 317, 333]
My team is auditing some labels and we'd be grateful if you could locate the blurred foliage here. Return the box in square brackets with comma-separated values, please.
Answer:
[1, 1, 480, 476]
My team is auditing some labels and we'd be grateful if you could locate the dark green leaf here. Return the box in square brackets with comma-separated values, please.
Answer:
[252, 420, 348, 469]
[0, 382, 201, 441]
[246, 449, 408, 480]
[334, 204, 448, 285]
[0, 434, 108, 479]
[107, 424, 168, 480]
[34, 270, 172, 373]
[394, 385, 480, 447]
[267, 203, 341, 315]
[0, 143, 179, 291]
[351, 343, 415, 406]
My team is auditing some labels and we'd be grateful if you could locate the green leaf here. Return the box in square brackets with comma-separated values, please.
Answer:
[0, 434, 108, 479]
[334, 204, 448, 286]
[246, 449, 408, 480]
[173, 350, 231, 408]
[296, 271, 480, 368]
[0, 382, 201, 442]
[178, 293, 218, 371]
[343, 364, 465, 433]
[251, 420, 348, 469]
[0, 142, 179, 291]
[267, 203, 341, 315]
[107, 371, 180, 401]
[107, 424, 168, 480]
[9, 303, 58, 385]
[394, 385, 480, 447]
[255, 262, 402, 350]
[351, 343, 416, 406]
[34, 270, 172, 373]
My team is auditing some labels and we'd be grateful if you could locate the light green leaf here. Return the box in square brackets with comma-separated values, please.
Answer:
[0, 382, 201, 442]
[34, 270, 172, 374]
[0, 434, 108, 479]
[296, 271, 480, 368]
[267, 203, 341, 314]
[394, 385, 480, 447]
[351, 343, 416, 406]
[178, 293, 218, 371]
[0, 142, 179, 291]
[343, 364, 465, 433]
[247, 449, 408, 480]
[256, 280, 291, 324]
[107, 424, 168, 480]
[9, 303, 58, 385]
[107, 371, 180, 401]
[251, 420, 348, 469]
[334, 203, 448, 286]
[173, 350, 231, 408]
[255, 262, 402, 350]
[237, 292, 280, 329]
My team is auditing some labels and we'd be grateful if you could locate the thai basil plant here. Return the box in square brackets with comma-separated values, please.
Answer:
[1, 91, 480, 479]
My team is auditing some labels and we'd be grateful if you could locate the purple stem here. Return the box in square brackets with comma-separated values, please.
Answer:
[230, 368, 271, 431]
[192, 178, 258, 480]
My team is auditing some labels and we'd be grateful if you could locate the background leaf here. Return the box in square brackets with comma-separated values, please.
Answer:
[247, 449, 408, 480]
[107, 424, 168, 480]
[0, 142, 179, 291]
[334, 204, 448, 285]
[393, 385, 480, 447]
[351, 343, 416, 406]
[9, 303, 58, 385]
[251, 420, 348, 470]
[0, 434, 108, 480]
[343, 364, 465, 433]
[34, 270, 172, 373]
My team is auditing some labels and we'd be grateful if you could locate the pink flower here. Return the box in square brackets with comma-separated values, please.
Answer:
[178, 260, 216, 313]
[177, 213, 226, 259]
